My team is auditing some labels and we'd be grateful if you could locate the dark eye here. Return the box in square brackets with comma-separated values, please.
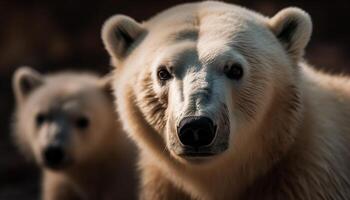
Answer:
[157, 66, 172, 81]
[224, 63, 244, 80]
[36, 113, 47, 127]
[75, 116, 89, 129]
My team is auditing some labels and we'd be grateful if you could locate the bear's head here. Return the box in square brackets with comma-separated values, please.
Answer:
[102, 1, 311, 165]
[12, 67, 117, 170]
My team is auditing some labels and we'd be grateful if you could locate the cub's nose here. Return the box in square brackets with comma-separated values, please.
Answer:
[43, 145, 65, 168]
[177, 116, 216, 148]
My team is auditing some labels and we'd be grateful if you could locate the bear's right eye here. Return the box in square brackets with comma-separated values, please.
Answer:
[36, 113, 47, 127]
[157, 66, 172, 81]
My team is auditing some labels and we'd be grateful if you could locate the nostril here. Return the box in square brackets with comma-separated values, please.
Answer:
[177, 116, 216, 147]
[43, 146, 65, 168]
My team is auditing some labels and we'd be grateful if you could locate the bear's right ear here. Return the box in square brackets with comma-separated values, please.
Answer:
[13, 67, 44, 103]
[101, 15, 145, 63]
[269, 7, 312, 62]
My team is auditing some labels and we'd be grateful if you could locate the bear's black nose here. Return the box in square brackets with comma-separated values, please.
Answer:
[43, 145, 65, 168]
[177, 116, 216, 148]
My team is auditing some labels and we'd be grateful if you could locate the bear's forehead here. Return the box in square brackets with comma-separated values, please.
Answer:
[26, 82, 100, 112]
[154, 40, 236, 68]
[145, 1, 267, 39]
[141, 2, 271, 65]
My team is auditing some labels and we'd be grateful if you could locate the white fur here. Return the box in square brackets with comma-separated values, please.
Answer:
[102, 1, 350, 199]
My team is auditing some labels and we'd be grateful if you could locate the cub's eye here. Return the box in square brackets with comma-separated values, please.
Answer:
[224, 63, 244, 80]
[157, 67, 172, 81]
[36, 113, 47, 127]
[75, 116, 90, 129]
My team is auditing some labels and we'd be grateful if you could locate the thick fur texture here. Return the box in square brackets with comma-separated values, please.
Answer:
[102, 1, 350, 199]
[12, 67, 137, 200]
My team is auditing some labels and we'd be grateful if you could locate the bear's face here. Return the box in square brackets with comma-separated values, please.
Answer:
[13, 68, 115, 170]
[103, 2, 311, 164]
[147, 41, 263, 159]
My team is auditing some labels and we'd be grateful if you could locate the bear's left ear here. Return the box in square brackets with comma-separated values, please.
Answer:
[101, 15, 145, 64]
[269, 7, 312, 62]
[13, 66, 44, 104]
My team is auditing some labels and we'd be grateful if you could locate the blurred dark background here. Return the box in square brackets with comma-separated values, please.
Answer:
[1, 0, 349, 199]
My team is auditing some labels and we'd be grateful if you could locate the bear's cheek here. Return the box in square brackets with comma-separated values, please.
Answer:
[31, 146, 41, 164]
[69, 130, 93, 162]
[165, 113, 178, 146]
[31, 138, 45, 166]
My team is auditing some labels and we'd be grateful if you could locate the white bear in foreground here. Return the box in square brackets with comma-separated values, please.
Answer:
[102, 1, 350, 199]
[12, 67, 137, 200]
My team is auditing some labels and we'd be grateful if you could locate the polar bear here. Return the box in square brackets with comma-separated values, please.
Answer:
[12, 67, 137, 200]
[102, 1, 350, 199]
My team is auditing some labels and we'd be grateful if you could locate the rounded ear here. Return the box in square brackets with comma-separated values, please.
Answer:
[13, 66, 44, 104]
[269, 7, 312, 62]
[101, 15, 145, 64]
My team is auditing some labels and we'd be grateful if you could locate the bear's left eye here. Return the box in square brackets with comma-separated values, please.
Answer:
[75, 116, 90, 129]
[224, 63, 244, 80]
[157, 66, 172, 81]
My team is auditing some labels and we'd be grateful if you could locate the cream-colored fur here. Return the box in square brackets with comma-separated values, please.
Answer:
[102, 1, 350, 199]
[12, 67, 137, 200]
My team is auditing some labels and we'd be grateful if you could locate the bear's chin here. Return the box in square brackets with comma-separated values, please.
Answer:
[170, 150, 224, 165]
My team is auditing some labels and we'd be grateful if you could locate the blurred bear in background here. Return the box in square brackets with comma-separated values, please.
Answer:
[12, 67, 137, 200]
